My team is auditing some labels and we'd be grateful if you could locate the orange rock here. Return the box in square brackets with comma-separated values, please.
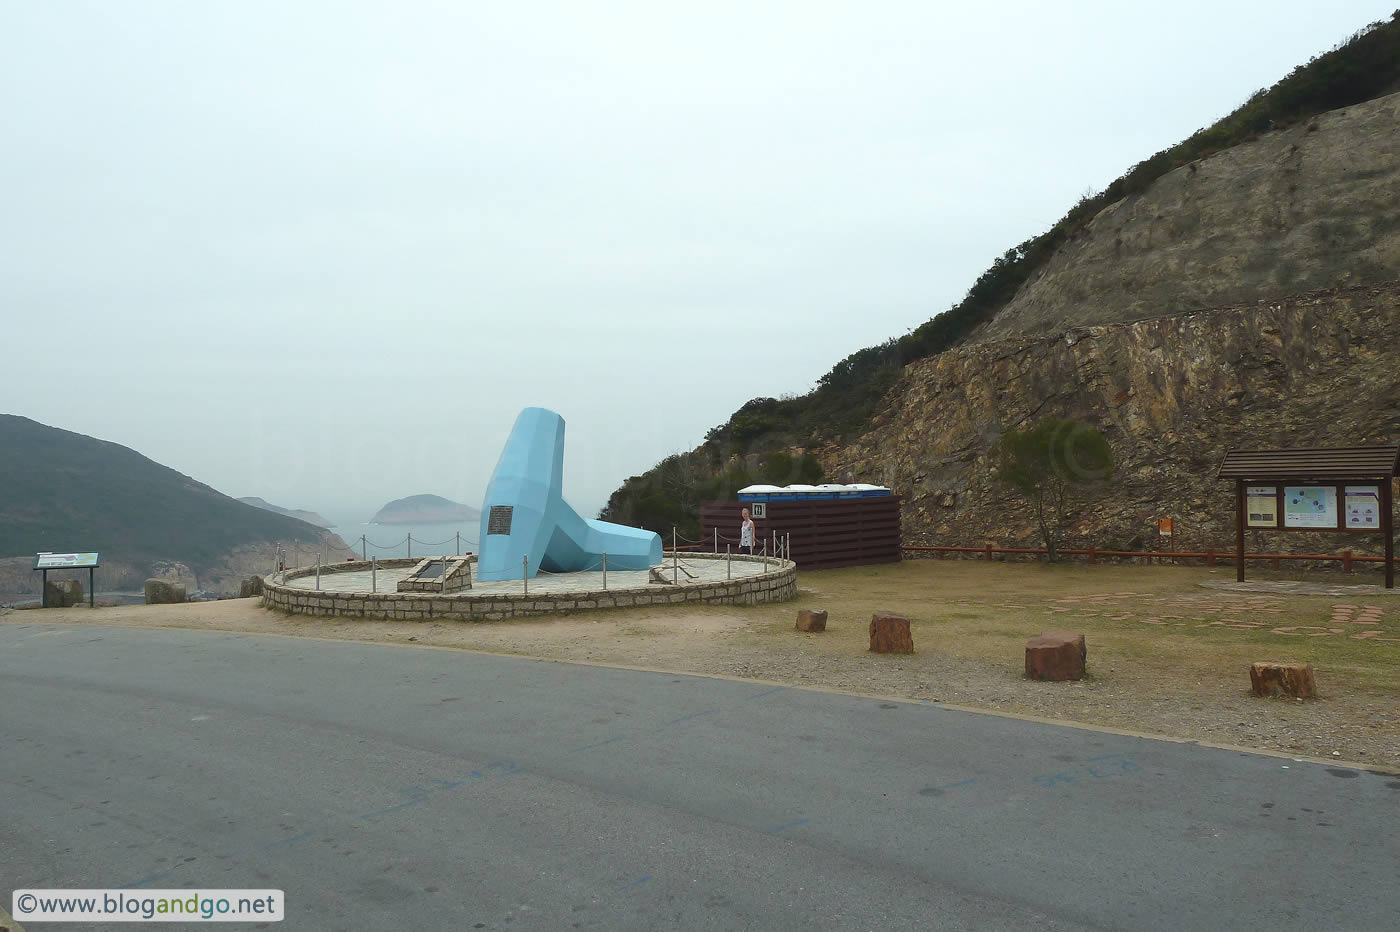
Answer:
[869, 612, 913, 653]
[1025, 632, 1087, 681]
[1249, 662, 1317, 699]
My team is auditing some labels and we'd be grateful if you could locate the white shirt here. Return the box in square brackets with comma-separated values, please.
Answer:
[740, 519, 754, 546]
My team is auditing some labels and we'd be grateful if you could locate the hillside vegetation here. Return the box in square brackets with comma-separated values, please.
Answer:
[603, 12, 1400, 536]
[0, 414, 331, 570]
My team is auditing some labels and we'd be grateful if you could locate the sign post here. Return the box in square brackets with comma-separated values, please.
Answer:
[33, 552, 101, 608]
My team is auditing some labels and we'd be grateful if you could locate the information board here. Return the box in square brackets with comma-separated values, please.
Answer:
[1345, 485, 1382, 529]
[33, 552, 100, 569]
[1283, 487, 1338, 528]
[1245, 486, 1278, 528]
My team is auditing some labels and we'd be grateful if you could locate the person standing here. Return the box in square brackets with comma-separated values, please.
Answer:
[739, 507, 756, 555]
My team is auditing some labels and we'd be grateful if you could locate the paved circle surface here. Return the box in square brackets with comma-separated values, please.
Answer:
[2, 622, 1396, 930]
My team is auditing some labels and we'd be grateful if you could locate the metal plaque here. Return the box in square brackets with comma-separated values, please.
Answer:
[487, 505, 514, 536]
[414, 563, 445, 579]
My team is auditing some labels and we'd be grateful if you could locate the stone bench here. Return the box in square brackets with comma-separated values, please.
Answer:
[1249, 662, 1316, 699]
[869, 612, 913, 653]
[1025, 632, 1087, 681]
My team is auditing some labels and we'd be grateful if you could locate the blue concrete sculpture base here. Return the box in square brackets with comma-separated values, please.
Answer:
[477, 407, 662, 581]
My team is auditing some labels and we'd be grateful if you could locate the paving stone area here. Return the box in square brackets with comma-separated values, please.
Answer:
[1200, 580, 1400, 597]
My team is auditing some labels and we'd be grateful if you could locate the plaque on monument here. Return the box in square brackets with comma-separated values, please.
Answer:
[487, 505, 514, 536]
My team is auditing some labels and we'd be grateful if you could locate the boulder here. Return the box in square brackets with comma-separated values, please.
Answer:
[796, 609, 828, 632]
[1250, 662, 1316, 699]
[144, 579, 187, 604]
[239, 575, 265, 598]
[1025, 632, 1087, 681]
[44, 578, 84, 607]
[869, 611, 913, 653]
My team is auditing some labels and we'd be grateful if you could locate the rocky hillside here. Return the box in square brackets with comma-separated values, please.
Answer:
[603, 15, 1400, 540]
[824, 281, 1400, 556]
[974, 91, 1399, 342]
[0, 415, 350, 596]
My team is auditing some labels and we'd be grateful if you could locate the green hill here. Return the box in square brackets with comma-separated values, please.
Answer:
[0, 414, 331, 570]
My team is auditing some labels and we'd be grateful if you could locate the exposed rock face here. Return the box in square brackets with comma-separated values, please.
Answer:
[975, 91, 1400, 343]
[825, 282, 1400, 558]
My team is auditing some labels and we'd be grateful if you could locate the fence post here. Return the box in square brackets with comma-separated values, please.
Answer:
[361, 535, 367, 560]
[985, 542, 993, 561]
[763, 540, 768, 570]
[456, 532, 461, 556]
[1272, 556, 1281, 571]
[1088, 546, 1097, 565]
[786, 532, 790, 561]
[315, 554, 322, 590]
[672, 528, 678, 584]
[408, 534, 412, 559]
[727, 544, 731, 579]
[441, 556, 448, 594]
[714, 528, 718, 553]
[523, 555, 529, 596]
[1207, 548, 1216, 567]
[1343, 549, 1353, 574]
[602, 553, 607, 590]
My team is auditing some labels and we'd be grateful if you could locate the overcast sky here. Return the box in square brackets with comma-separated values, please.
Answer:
[2, 1, 1392, 522]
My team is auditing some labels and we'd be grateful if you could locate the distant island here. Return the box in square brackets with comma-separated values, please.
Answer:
[238, 497, 335, 529]
[369, 494, 481, 525]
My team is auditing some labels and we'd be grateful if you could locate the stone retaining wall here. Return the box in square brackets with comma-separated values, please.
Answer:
[262, 553, 797, 621]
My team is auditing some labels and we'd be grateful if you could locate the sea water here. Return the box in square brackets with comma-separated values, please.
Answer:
[327, 521, 481, 561]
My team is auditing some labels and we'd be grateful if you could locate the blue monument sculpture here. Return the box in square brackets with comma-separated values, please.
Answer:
[477, 407, 662, 581]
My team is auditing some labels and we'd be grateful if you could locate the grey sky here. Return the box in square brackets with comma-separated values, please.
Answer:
[2, 1, 1391, 522]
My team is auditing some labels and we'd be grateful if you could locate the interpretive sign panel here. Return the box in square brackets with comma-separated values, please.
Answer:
[1246, 486, 1278, 528]
[1283, 486, 1337, 528]
[1345, 485, 1382, 529]
[34, 552, 100, 569]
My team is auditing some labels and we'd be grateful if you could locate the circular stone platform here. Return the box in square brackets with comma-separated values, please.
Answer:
[263, 552, 796, 621]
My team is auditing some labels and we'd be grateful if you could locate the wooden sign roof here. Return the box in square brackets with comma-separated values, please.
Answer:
[1217, 445, 1400, 480]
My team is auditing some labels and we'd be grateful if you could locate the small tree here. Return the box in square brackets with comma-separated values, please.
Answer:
[996, 418, 1113, 561]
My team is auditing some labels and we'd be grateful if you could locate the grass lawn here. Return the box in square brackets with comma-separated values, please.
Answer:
[740, 558, 1400, 698]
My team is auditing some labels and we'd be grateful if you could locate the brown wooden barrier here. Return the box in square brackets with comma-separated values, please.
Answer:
[699, 498, 901, 570]
[899, 545, 1383, 568]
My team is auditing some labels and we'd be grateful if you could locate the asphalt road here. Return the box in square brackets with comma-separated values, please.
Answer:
[2, 622, 1397, 931]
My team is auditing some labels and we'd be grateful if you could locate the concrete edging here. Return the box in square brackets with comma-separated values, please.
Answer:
[261, 552, 797, 621]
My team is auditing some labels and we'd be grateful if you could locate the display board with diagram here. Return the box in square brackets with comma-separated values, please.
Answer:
[1217, 446, 1398, 589]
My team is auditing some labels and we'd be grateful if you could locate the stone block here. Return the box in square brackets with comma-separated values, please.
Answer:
[144, 579, 186, 605]
[1250, 662, 1317, 699]
[796, 609, 827, 632]
[869, 612, 913, 653]
[1025, 632, 1087, 681]
[44, 578, 84, 607]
